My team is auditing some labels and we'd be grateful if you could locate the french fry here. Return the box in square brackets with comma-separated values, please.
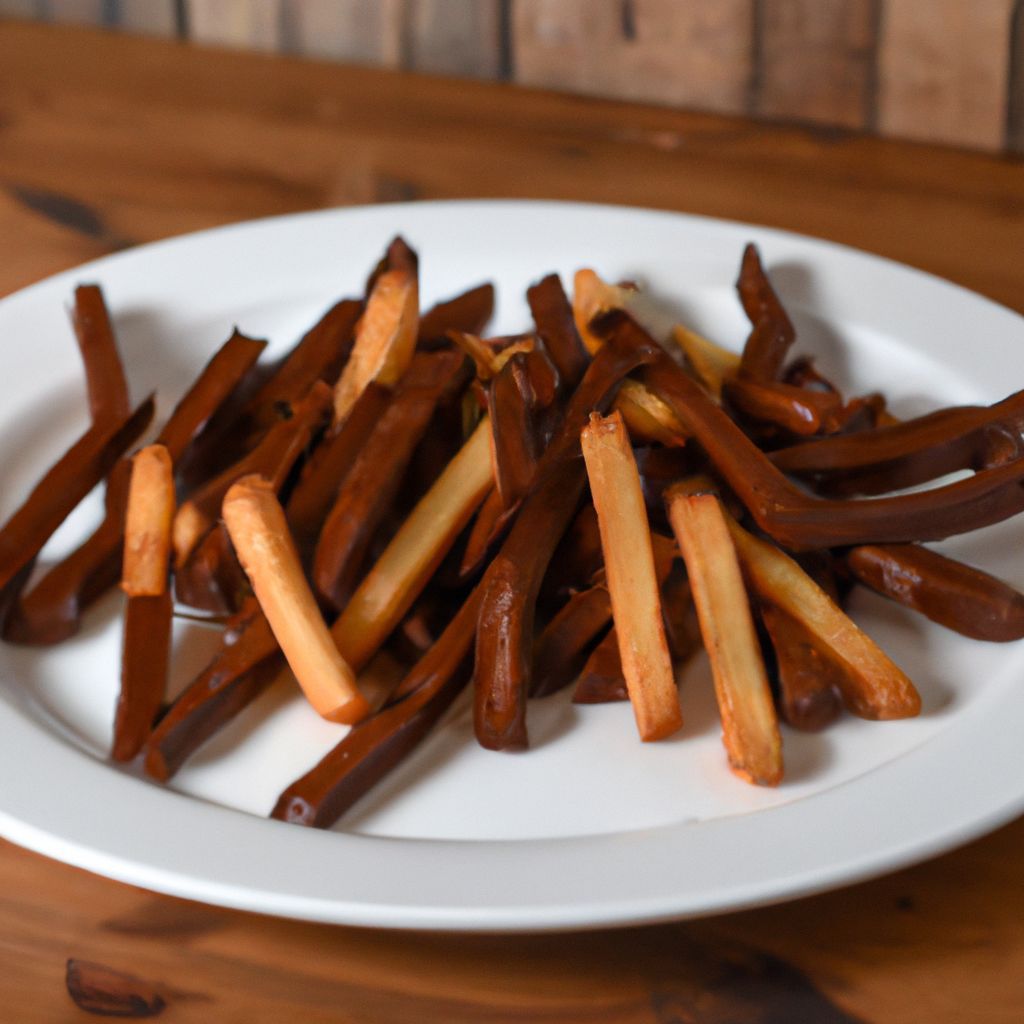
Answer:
[457, 486, 513, 582]
[222, 476, 368, 725]
[661, 572, 702, 664]
[240, 299, 361, 437]
[313, 351, 465, 611]
[144, 601, 282, 781]
[844, 543, 1024, 642]
[665, 484, 782, 785]
[738, 313, 794, 382]
[725, 517, 921, 720]
[526, 273, 589, 388]
[736, 243, 795, 378]
[573, 627, 627, 704]
[539, 529, 677, 702]
[613, 378, 687, 447]
[121, 445, 174, 598]
[582, 411, 682, 742]
[285, 382, 392, 566]
[273, 586, 483, 829]
[575, 568, 699, 705]
[113, 594, 172, 763]
[447, 330, 536, 381]
[757, 600, 843, 732]
[156, 328, 267, 463]
[72, 284, 130, 426]
[3, 460, 131, 645]
[175, 307, 345, 488]
[331, 416, 493, 671]
[418, 282, 495, 348]
[781, 356, 891, 435]
[573, 269, 636, 354]
[573, 270, 694, 445]
[113, 444, 175, 762]
[669, 324, 739, 401]
[531, 582, 612, 698]
[724, 376, 845, 436]
[540, 504, 604, 604]
[486, 348, 558, 507]
[737, 243, 792, 330]
[173, 522, 249, 615]
[460, 346, 565, 577]
[573, 271, 694, 445]
[333, 261, 419, 424]
[447, 330, 504, 378]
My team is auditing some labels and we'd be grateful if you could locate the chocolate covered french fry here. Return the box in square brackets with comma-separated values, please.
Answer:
[113, 444, 175, 762]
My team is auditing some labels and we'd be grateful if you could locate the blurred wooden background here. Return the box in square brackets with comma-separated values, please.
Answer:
[2, 0, 1023, 154]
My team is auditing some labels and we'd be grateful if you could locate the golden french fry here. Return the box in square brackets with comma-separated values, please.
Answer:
[573, 270, 689, 444]
[670, 324, 740, 401]
[581, 410, 682, 741]
[333, 266, 419, 424]
[222, 475, 369, 724]
[115, 443, 175, 763]
[573, 269, 636, 354]
[447, 331, 536, 381]
[726, 516, 921, 720]
[666, 485, 782, 786]
[170, 501, 207, 571]
[613, 378, 688, 447]
[331, 416, 494, 670]
[447, 330, 500, 379]
[121, 444, 174, 597]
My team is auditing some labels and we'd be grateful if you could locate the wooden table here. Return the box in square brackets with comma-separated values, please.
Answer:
[1, 20, 1022, 1022]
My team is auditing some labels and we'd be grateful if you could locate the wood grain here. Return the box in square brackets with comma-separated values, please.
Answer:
[755, 0, 878, 128]
[877, 0, 1016, 150]
[0, 22, 1023, 1024]
[0, 817, 1022, 1022]
[1, 21, 1020, 310]
[512, 0, 754, 115]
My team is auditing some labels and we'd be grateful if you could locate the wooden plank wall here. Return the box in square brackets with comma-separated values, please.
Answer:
[2, 0, 1022, 153]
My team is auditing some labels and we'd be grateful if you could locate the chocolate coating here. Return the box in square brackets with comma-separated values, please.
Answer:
[845, 543, 1024, 642]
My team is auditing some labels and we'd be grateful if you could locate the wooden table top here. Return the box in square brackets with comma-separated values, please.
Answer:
[1, 20, 1023, 1023]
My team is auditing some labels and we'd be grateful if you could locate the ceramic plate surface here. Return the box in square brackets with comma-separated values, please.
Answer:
[0, 200, 1022, 931]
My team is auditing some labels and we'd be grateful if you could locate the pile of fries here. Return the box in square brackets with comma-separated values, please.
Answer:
[3, 237, 1024, 830]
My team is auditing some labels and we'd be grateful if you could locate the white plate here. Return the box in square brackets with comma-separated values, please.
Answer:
[0, 200, 1022, 932]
